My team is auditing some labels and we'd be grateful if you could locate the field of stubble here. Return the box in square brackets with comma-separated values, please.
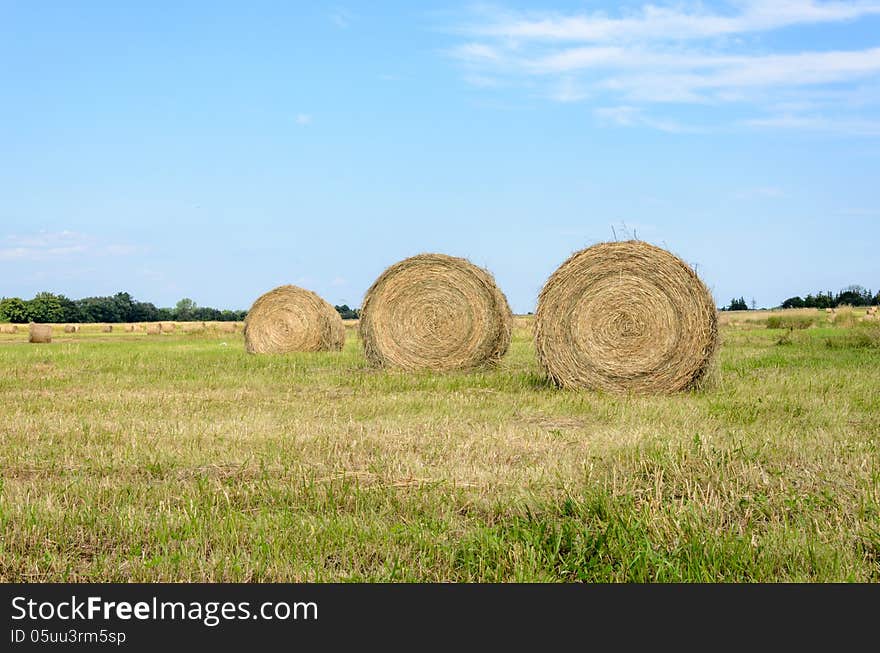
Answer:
[1, 314, 878, 581]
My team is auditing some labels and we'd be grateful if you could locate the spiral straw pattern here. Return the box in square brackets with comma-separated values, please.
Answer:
[535, 241, 717, 393]
[360, 253, 512, 371]
[244, 285, 345, 354]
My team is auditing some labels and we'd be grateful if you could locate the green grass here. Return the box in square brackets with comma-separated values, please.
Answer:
[765, 315, 817, 330]
[1, 321, 878, 582]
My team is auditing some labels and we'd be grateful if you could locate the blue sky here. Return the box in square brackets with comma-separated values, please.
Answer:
[1, 1, 878, 312]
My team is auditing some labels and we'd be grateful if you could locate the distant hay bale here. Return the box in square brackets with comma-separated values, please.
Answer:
[535, 240, 718, 393]
[182, 322, 205, 333]
[146, 324, 162, 335]
[161, 322, 176, 333]
[218, 322, 236, 333]
[64, 325, 80, 333]
[101, 324, 113, 333]
[359, 253, 512, 371]
[825, 308, 834, 314]
[244, 285, 345, 354]
[29, 324, 52, 344]
[123, 324, 136, 332]
[0, 324, 17, 334]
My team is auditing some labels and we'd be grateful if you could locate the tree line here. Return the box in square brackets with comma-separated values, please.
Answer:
[0, 291, 361, 324]
[722, 285, 878, 311]
[0, 292, 246, 324]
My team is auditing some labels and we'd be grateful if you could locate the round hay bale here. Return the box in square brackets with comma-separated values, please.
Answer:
[146, 323, 162, 335]
[29, 323, 52, 344]
[123, 324, 136, 332]
[161, 322, 176, 333]
[64, 324, 80, 333]
[359, 253, 512, 371]
[102, 324, 113, 333]
[0, 324, 17, 334]
[535, 241, 718, 393]
[244, 285, 344, 354]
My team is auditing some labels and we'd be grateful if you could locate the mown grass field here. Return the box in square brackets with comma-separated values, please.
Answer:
[1, 314, 878, 582]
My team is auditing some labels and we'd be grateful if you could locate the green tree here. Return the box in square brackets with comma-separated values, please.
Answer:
[0, 297, 30, 323]
[27, 292, 65, 323]
[335, 304, 359, 319]
[57, 294, 83, 322]
[76, 296, 123, 323]
[727, 297, 748, 311]
[175, 298, 196, 321]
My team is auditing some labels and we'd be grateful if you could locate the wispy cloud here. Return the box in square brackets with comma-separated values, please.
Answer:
[467, 1, 880, 42]
[0, 231, 138, 262]
[594, 105, 705, 133]
[449, 1, 880, 133]
[329, 7, 354, 29]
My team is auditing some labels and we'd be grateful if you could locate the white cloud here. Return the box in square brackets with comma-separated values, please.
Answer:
[450, 2, 880, 133]
[330, 8, 354, 29]
[0, 231, 137, 262]
[744, 113, 880, 134]
[468, 1, 880, 42]
[295, 113, 312, 125]
[593, 105, 704, 133]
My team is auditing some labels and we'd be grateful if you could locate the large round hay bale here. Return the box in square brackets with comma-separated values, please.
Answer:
[359, 253, 512, 371]
[535, 241, 718, 393]
[29, 324, 52, 343]
[244, 285, 345, 354]
[146, 323, 162, 335]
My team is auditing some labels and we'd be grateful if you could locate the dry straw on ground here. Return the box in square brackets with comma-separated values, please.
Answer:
[535, 240, 718, 393]
[28, 324, 52, 344]
[359, 253, 512, 371]
[218, 322, 236, 333]
[244, 285, 345, 354]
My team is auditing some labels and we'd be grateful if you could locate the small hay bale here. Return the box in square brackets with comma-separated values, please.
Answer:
[535, 240, 718, 393]
[29, 324, 52, 344]
[359, 253, 512, 371]
[123, 324, 136, 332]
[146, 324, 162, 335]
[245, 285, 344, 354]
[161, 322, 176, 333]
[0, 324, 17, 334]
[102, 324, 113, 333]
[64, 324, 80, 333]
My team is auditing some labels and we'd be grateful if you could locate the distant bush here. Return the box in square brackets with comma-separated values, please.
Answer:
[832, 306, 857, 328]
[766, 315, 816, 330]
[825, 323, 880, 349]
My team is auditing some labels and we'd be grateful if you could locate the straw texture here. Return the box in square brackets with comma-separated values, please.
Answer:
[535, 241, 717, 393]
[359, 253, 512, 371]
[244, 285, 344, 354]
